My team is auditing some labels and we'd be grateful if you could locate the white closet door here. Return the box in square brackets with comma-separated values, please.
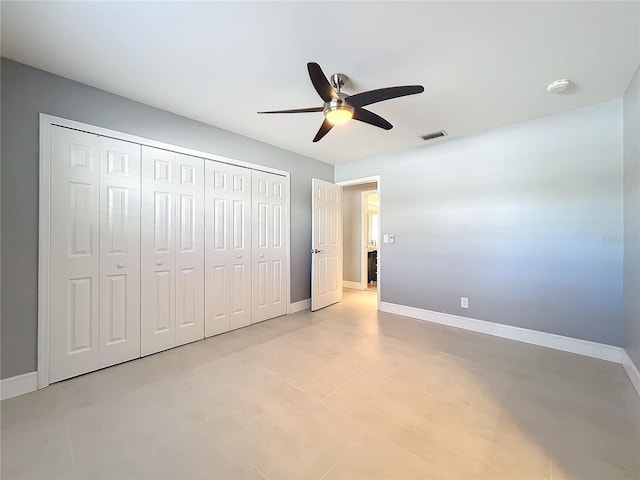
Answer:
[99, 137, 141, 367]
[205, 161, 251, 336]
[175, 153, 205, 346]
[50, 127, 101, 382]
[141, 146, 177, 355]
[228, 167, 252, 330]
[252, 170, 288, 323]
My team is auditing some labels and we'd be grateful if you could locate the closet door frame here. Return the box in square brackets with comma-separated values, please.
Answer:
[38, 114, 291, 389]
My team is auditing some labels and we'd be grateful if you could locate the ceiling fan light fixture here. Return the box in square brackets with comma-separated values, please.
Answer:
[324, 104, 354, 125]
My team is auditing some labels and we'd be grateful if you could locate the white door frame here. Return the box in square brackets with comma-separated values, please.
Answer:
[38, 113, 292, 388]
[336, 176, 381, 310]
[360, 188, 377, 289]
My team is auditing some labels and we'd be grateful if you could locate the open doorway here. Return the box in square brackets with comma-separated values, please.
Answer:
[362, 189, 378, 292]
[338, 178, 380, 307]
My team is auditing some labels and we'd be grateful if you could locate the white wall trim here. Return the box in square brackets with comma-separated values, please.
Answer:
[38, 115, 52, 389]
[343, 281, 365, 290]
[380, 302, 623, 363]
[290, 299, 311, 313]
[622, 349, 640, 398]
[337, 176, 380, 187]
[1, 372, 38, 401]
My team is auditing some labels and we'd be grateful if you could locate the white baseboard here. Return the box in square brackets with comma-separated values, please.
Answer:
[622, 349, 640, 398]
[290, 298, 311, 313]
[379, 302, 622, 363]
[343, 281, 365, 290]
[1, 372, 38, 401]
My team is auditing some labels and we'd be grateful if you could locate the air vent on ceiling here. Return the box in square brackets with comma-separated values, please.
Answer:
[420, 130, 448, 141]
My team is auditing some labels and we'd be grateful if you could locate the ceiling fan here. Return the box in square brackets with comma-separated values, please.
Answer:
[258, 62, 425, 142]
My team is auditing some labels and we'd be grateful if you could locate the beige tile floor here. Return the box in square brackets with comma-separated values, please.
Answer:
[2, 289, 639, 480]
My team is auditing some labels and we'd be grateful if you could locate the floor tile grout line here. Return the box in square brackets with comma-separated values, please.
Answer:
[254, 464, 268, 480]
[64, 383, 211, 477]
[466, 373, 485, 410]
[260, 365, 322, 402]
[58, 385, 79, 479]
[318, 431, 365, 480]
[320, 367, 366, 402]
[368, 427, 441, 471]
[358, 365, 468, 409]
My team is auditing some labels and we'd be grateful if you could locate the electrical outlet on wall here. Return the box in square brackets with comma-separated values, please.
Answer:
[460, 297, 469, 309]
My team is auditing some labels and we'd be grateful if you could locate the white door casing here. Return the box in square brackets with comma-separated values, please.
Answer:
[175, 153, 205, 346]
[205, 161, 252, 336]
[99, 137, 141, 367]
[252, 170, 288, 323]
[50, 127, 101, 382]
[311, 178, 343, 311]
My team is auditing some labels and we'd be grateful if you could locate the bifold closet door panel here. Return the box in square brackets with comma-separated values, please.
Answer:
[99, 137, 141, 368]
[252, 170, 288, 323]
[204, 161, 251, 336]
[50, 127, 101, 382]
[141, 146, 177, 355]
[228, 167, 252, 330]
[175, 153, 205, 346]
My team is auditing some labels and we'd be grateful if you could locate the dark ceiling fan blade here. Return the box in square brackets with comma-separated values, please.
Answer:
[307, 62, 338, 102]
[346, 85, 424, 108]
[312, 118, 334, 143]
[352, 107, 393, 130]
[258, 106, 324, 114]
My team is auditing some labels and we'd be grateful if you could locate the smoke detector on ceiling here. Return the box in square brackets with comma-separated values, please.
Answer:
[546, 79, 571, 94]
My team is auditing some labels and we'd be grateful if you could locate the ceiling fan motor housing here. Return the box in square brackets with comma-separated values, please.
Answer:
[331, 73, 348, 91]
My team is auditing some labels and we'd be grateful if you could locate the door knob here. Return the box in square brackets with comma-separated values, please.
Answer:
[156, 260, 163, 266]
[311, 249, 324, 254]
[237, 255, 242, 259]
[117, 263, 125, 269]
[259, 254, 265, 259]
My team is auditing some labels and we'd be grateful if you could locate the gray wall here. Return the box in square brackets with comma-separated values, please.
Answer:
[343, 183, 376, 283]
[337, 100, 624, 346]
[623, 65, 640, 370]
[0, 58, 333, 379]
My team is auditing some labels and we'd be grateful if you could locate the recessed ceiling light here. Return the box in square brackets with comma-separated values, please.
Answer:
[546, 79, 571, 94]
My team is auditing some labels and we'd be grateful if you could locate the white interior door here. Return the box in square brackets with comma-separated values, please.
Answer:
[50, 127, 101, 382]
[205, 161, 252, 336]
[98, 137, 141, 367]
[311, 178, 342, 311]
[141, 146, 177, 355]
[252, 170, 288, 323]
[175, 153, 205, 346]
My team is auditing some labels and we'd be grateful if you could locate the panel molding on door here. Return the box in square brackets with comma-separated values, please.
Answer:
[141, 146, 177, 355]
[175, 153, 205, 346]
[205, 161, 252, 336]
[50, 126, 101, 382]
[99, 137, 142, 367]
[252, 170, 288, 323]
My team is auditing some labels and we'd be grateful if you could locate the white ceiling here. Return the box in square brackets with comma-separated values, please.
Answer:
[2, 1, 639, 165]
